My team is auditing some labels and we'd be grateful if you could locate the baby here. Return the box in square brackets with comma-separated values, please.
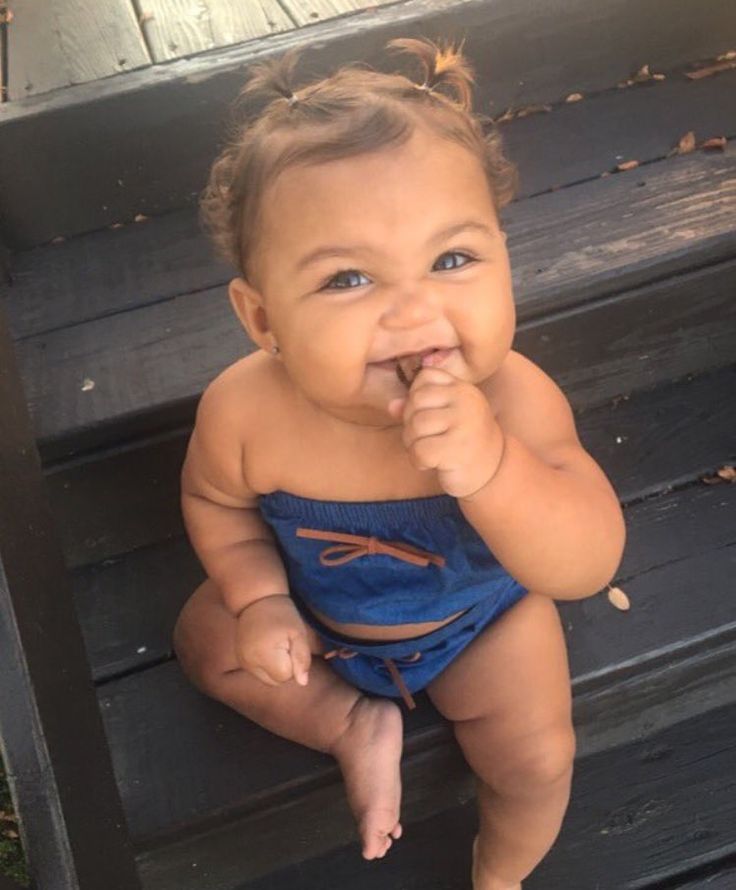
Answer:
[173, 37, 626, 889]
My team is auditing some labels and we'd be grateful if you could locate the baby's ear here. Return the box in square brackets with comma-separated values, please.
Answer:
[228, 277, 272, 349]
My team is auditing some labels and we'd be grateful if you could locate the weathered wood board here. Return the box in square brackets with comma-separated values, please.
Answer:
[233, 704, 736, 890]
[7, 0, 150, 100]
[136, 0, 295, 62]
[281, 0, 400, 27]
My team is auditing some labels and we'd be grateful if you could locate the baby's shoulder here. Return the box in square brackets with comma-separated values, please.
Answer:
[484, 350, 572, 442]
[196, 351, 284, 441]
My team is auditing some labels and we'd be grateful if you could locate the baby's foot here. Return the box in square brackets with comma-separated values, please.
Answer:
[472, 836, 522, 890]
[333, 696, 403, 860]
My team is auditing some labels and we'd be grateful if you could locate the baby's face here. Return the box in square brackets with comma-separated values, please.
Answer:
[237, 125, 516, 428]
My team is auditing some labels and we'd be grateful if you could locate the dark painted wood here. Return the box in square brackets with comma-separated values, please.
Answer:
[47, 430, 189, 569]
[5, 69, 736, 343]
[96, 477, 736, 844]
[230, 703, 736, 890]
[67, 363, 736, 681]
[1, 0, 735, 249]
[139, 656, 734, 890]
[0, 310, 141, 889]
[7, 146, 735, 462]
[665, 858, 736, 888]
[503, 68, 736, 199]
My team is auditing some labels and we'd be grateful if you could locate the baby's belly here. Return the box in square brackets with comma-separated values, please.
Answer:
[310, 605, 467, 641]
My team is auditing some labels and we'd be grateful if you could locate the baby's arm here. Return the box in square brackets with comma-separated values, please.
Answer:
[181, 379, 311, 686]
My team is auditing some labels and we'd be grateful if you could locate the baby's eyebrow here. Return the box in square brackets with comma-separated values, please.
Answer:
[293, 219, 495, 272]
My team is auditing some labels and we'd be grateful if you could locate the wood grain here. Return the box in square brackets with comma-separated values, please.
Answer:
[7, 0, 150, 100]
[135, 0, 295, 62]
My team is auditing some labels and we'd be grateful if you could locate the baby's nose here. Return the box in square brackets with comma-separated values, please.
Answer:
[381, 286, 440, 328]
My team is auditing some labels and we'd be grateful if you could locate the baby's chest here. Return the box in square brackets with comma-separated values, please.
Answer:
[252, 419, 443, 502]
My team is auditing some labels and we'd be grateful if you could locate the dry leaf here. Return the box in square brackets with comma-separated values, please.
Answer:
[134, 213, 149, 223]
[109, 222, 124, 229]
[616, 160, 639, 172]
[51, 236, 65, 245]
[565, 92, 584, 103]
[701, 465, 735, 484]
[516, 104, 551, 118]
[685, 59, 736, 79]
[652, 73, 666, 81]
[633, 64, 651, 82]
[607, 585, 630, 611]
[81, 378, 95, 392]
[492, 108, 515, 124]
[716, 50, 736, 61]
[676, 131, 696, 155]
[700, 136, 727, 151]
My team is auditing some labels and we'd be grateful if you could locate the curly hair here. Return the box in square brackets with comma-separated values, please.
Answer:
[199, 36, 518, 282]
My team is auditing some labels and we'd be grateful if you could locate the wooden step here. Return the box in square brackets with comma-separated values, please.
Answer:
[5, 139, 735, 463]
[230, 702, 736, 890]
[65, 366, 735, 887]
[1, 0, 734, 249]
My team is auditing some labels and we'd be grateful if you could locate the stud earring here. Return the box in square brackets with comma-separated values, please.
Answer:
[271, 344, 280, 355]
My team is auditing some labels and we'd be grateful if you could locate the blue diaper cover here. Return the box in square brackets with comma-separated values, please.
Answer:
[258, 490, 528, 707]
[293, 585, 525, 707]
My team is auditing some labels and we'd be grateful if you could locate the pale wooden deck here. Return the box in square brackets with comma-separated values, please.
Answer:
[0, 0, 401, 102]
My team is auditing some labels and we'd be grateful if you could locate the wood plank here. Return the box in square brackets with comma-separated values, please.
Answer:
[502, 68, 736, 199]
[7, 0, 150, 101]
[5, 72, 736, 340]
[7, 147, 735, 460]
[137, 0, 295, 63]
[2, 0, 735, 247]
[666, 860, 736, 888]
[282, 0, 398, 27]
[227, 704, 736, 890]
[64, 364, 736, 678]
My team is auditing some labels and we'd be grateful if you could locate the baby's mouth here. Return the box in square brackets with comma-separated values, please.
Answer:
[376, 347, 457, 387]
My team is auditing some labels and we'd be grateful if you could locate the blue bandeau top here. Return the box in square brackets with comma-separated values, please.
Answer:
[258, 490, 525, 626]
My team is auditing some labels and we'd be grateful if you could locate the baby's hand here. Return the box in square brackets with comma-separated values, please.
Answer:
[235, 594, 312, 687]
[388, 367, 505, 499]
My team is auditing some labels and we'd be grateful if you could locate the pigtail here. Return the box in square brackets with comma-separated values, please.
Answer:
[386, 36, 475, 111]
[237, 46, 304, 107]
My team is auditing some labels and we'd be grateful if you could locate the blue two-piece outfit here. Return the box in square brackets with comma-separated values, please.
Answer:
[259, 491, 528, 709]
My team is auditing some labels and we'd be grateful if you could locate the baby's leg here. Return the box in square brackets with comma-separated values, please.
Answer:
[172, 579, 403, 860]
[427, 592, 576, 890]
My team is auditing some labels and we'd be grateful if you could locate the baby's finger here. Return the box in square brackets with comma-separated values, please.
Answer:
[403, 408, 451, 450]
[250, 664, 280, 687]
[263, 646, 295, 684]
[289, 632, 312, 686]
[412, 367, 456, 387]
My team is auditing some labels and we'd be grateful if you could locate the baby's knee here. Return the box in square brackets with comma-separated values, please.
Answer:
[172, 580, 236, 694]
[492, 726, 576, 797]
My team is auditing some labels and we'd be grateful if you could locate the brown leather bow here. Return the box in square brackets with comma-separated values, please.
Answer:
[296, 527, 446, 568]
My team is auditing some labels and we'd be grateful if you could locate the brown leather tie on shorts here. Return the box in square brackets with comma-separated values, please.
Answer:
[296, 527, 447, 710]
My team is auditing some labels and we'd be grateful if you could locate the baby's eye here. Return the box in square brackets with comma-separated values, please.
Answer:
[433, 250, 477, 272]
[321, 269, 370, 291]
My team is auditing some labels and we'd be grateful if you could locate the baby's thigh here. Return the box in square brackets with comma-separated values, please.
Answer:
[172, 580, 323, 690]
[427, 593, 575, 786]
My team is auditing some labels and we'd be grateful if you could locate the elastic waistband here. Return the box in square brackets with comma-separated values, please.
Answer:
[294, 594, 491, 660]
